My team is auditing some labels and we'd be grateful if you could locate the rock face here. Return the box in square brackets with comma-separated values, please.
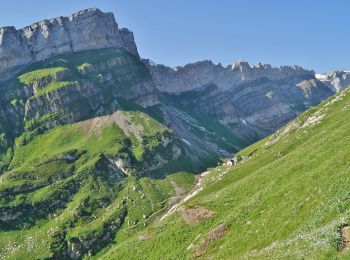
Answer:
[146, 60, 315, 93]
[146, 59, 334, 139]
[0, 7, 349, 166]
[144, 59, 350, 161]
[0, 8, 138, 80]
[316, 71, 350, 92]
[0, 9, 350, 259]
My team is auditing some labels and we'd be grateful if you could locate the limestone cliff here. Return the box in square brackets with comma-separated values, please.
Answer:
[0, 8, 349, 167]
[0, 8, 138, 80]
[316, 70, 350, 92]
[146, 59, 315, 93]
[145, 59, 334, 136]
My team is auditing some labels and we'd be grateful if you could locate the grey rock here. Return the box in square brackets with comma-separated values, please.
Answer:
[146, 59, 333, 135]
[0, 8, 138, 81]
[316, 71, 350, 92]
[145, 59, 315, 93]
[0, 7, 348, 168]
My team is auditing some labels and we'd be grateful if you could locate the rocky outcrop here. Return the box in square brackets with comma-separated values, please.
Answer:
[0, 7, 348, 169]
[148, 59, 333, 139]
[316, 71, 350, 92]
[145, 59, 315, 93]
[65, 208, 127, 259]
[0, 8, 138, 80]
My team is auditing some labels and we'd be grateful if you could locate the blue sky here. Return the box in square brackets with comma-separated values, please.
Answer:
[0, 0, 348, 72]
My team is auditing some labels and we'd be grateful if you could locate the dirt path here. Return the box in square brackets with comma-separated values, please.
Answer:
[160, 170, 211, 221]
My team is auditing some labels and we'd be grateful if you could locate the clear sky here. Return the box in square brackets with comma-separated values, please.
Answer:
[0, 0, 348, 72]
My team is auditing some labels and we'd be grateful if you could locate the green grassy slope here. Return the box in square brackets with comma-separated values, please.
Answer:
[101, 87, 350, 259]
[0, 48, 152, 171]
[0, 48, 197, 259]
[1, 46, 343, 259]
[0, 47, 253, 259]
[0, 47, 249, 174]
[0, 110, 195, 259]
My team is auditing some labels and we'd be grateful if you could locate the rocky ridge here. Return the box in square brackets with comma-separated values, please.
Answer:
[0, 8, 138, 80]
[316, 70, 350, 92]
[1, 8, 349, 167]
[146, 59, 315, 93]
[0, 8, 350, 259]
[146, 59, 338, 141]
[0, 8, 349, 165]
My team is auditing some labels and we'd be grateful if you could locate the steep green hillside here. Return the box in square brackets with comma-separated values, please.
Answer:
[0, 47, 159, 171]
[0, 47, 200, 259]
[0, 47, 248, 174]
[101, 87, 350, 259]
[0, 110, 196, 259]
[0, 47, 252, 259]
[1, 46, 344, 260]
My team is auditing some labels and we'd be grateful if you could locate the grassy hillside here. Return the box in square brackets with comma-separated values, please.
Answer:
[0, 47, 153, 171]
[1, 46, 345, 259]
[0, 47, 254, 259]
[0, 47, 249, 174]
[101, 87, 350, 259]
[0, 48, 198, 259]
[0, 110, 196, 259]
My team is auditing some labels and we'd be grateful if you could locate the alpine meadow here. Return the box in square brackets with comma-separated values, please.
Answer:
[0, 3, 349, 260]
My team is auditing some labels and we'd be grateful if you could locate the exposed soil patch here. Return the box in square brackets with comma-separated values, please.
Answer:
[78, 111, 144, 140]
[178, 206, 214, 225]
[138, 233, 151, 241]
[341, 225, 350, 250]
[194, 224, 228, 257]
[160, 171, 210, 222]
[170, 180, 186, 196]
[207, 224, 228, 241]
[165, 181, 187, 208]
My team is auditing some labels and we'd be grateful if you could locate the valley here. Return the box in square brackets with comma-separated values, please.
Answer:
[0, 7, 349, 259]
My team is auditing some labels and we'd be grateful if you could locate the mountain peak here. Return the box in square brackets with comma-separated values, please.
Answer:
[315, 70, 350, 92]
[0, 8, 138, 81]
[70, 7, 102, 16]
[232, 59, 250, 70]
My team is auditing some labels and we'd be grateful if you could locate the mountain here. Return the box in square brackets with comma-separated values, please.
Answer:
[0, 8, 349, 259]
[101, 82, 350, 259]
[0, 8, 138, 81]
[316, 70, 350, 92]
[0, 40, 196, 260]
[146, 59, 334, 144]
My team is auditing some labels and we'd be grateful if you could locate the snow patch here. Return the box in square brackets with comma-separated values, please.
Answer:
[240, 119, 247, 126]
[181, 138, 191, 146]
[315, 73, 327, 81]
